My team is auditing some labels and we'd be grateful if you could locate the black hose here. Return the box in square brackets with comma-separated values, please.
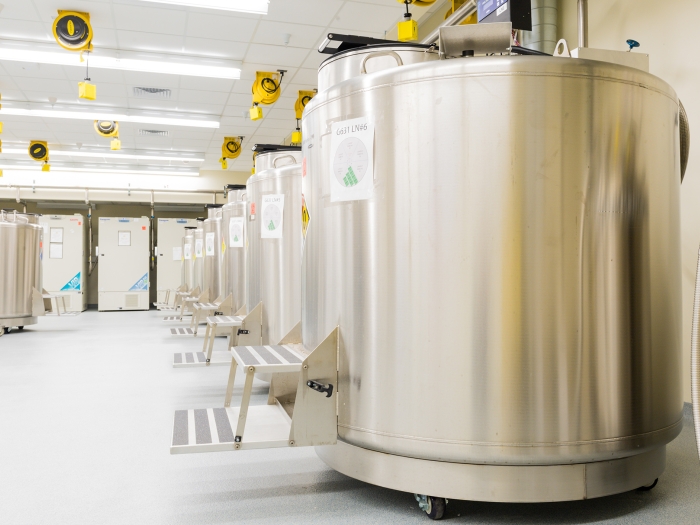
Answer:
[512, 46, 552, 56]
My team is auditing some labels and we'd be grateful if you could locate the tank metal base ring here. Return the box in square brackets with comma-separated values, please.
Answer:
[316, 441, 665, 503]
[0, 317, 38, 328]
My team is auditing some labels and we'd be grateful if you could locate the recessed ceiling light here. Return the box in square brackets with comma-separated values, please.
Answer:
[1, 106, 219, 129]
[0, 47, 240, 79]
[138, 0, 269, 14]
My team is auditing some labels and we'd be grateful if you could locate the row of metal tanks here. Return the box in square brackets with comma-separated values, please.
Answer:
[0, 209, 43, 334]
[170, 27, 693, 519]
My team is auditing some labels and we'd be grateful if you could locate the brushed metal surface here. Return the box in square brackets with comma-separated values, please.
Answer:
[0, 213, 43, 321]
[302, 56, 684, 468]
[318, 44, 438, 92]
[222, 190, 247, 312]
[316, 440, 665, 502]
[246, 164, 302, 345]
[193, 224, 204, 291]
[182, 230, 195, 290]
[254, 150, 301, 173]
[203, 208, 223, 299]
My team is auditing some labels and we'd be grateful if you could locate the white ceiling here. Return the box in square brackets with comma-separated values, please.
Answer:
[0, 0, 448, 173]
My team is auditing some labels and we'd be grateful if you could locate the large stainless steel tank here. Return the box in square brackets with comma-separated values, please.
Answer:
[222, 185, 247, 313]
[246, 151, 302, 345]
[317, 42, 438, 92]
[193, 219, 205, 292]
[203, 204, 223, 300]
[0, 210, 43, 329]
[303, 55, 684, 502]
[182, 227, 196, 290]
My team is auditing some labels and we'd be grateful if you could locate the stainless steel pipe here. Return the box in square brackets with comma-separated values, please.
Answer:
[578, 0, 589, 48]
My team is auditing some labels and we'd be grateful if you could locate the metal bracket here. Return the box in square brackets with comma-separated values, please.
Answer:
[438, 22, 512, 58]
[307, 380, 334, 398]
[237, 329, 249, 335]
[553, 39, 571, 58]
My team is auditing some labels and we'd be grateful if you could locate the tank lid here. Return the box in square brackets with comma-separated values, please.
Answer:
[196, 217, 205, 221]
[225, 184, 246, 190]
[252, 144, 301, 153]
[184, 226, 197, 230]
[205, 203, 223, 208]
[318, 33, 433, 55]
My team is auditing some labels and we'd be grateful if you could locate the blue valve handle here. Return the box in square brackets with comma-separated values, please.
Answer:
[627, 39, 640, 51]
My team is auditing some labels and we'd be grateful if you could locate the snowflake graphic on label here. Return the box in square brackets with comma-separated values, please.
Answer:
[261, 194, 284, 239]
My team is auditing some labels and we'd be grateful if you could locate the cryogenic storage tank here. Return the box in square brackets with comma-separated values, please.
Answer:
[302, 49, 685, 503]
[222, 185, 247, 313]
[0, 210, 43, 330]
[317, 40, 438, 92]
[193, 218, 205, 292]
[246, 148, 302, 345]
[203, 205, 223, 300]
[182, 227, 196, 290]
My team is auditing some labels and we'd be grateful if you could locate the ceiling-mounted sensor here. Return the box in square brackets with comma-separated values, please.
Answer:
[282, 33, 291, 46]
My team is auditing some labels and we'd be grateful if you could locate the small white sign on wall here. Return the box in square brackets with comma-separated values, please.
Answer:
[172, 247, 182, 261]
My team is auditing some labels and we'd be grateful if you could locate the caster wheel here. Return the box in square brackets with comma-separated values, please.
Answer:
[3, 327, 10, 334]
[18, 326, 24, 331]
[638, 478, 658, 491]
[415, 494, 447, 520]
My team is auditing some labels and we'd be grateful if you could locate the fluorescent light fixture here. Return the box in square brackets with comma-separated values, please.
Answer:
[1, 148, 204, 163]
[0, 164, 199, 177]
[1, 107, 219, 129]
[139, 0, 269, 14]
[0, 48, 240, 79]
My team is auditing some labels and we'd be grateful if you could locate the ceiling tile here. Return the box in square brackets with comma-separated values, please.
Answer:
[185, 12, 259, 43]
[253, 21, 328, 49]
[182, 37, 248, 60]
[115, 30, 185, 53]
[266, 0, 345, 27]
[112, 4, 188, 36]
[331, 2, 402, 33]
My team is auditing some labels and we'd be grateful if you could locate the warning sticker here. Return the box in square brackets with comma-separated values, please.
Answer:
[261, 194, 284, 239]
[229, 217, 244, 247]
[330, 117, 374, 202]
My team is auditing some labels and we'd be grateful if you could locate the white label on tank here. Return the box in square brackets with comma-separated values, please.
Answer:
[195, 239, 203, 258]
[497, 3, 507, 16]
[184, 243, 192, 260]
[229, 217, 244, 247]
[205, 232, 215, 256]
[261, 194, 284, 239]
[173, 247, 182, 261]
[330, 117, 374, 202]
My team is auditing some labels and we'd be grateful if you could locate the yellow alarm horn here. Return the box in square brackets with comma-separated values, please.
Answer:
[94, 120, 119, 137]
[53, 11, 93, 52]
[250, 70, 286, 120]
[29, 141, 49, 162]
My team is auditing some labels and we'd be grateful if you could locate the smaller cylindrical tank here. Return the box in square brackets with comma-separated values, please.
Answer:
[246, 158, 302, 345]
[182, 227, 196, 290]
[317, 42, 439, 92]
[246, 147, 302, 331]
[193, 218, 205, 292]
[203, 204, 223, 300]
[222, 185, 247, 313]
[0, 210, 43, 328]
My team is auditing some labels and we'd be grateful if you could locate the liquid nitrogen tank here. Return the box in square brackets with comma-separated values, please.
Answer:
[182, 227, 196, 290]
[246, 145, 302, 345]
[301, 31, 687, 508]
[222, 184, 247, 313]
[203, 204, 223, 300]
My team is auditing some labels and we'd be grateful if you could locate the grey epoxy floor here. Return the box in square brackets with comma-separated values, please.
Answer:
[1, 310, 699, 525]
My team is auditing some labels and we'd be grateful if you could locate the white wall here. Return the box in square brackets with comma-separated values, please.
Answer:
[559, 0, 699, 402]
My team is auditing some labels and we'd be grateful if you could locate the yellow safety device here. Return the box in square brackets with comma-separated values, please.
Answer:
[0, 122, 4, 133]
[397, 0, 420, 42]
[110, 139, 121, 151]
[292, 90, 316, 144]
[94, 120, 119, 137]
[53, 11, 93, 52]
[79, 81, 96, 100]
[220, 158, 228, 170]
[444, 0, 477, 23]
[222, 136, 244, 160]
[29, 141, 49, 162]
[396, 0, 436, 5]
[0, 140, 2, 153]
[250, 70, 286, 120]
